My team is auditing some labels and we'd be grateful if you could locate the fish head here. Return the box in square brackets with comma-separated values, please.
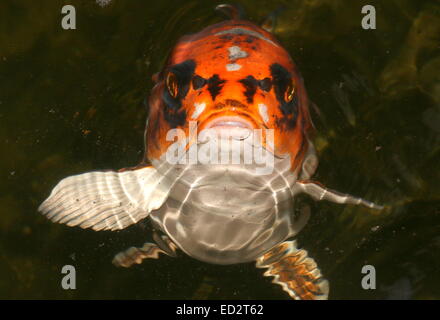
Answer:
[145, 20, 312, 173]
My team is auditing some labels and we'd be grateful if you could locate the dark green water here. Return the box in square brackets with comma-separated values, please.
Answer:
[0, 0, 439, 299]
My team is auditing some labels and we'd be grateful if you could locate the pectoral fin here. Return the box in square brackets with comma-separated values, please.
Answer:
[256, 240, 329, 300]
[295, 180, 383, 210]
[38, 165, 171, 231]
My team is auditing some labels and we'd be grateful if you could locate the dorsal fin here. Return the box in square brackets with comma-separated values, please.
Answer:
[261, 6, 285, 33]
[215, 4, 245, 20]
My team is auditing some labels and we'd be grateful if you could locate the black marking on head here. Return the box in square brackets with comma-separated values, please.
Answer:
[258, 77, 272, 92]
[192, 75, 207, 90]
[219, 34, 234, 41]
[207, 74, 225, 100]
[170, 60, 196, 97]
[164, 107, 187, 128]
[270, 63, 290, 107]
[239, 76, 258, 104]
[162, 59, 196, 128]
[245, 36, 255, 43]
[270, 63, 298, 128]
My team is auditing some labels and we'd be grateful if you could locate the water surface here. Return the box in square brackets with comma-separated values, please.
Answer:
[0, 0, 439, 299]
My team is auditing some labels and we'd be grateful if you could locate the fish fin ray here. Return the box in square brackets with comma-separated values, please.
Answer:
[260, 6, 285, 33]
[296, 180, 383, 210]
[215, 4, 245, 20]
[112, 236, 177, 268]
[39, 165, 171, 231]
[256, 240, 329, 300]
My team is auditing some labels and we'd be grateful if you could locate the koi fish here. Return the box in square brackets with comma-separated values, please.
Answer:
[39, 4, 382, 300]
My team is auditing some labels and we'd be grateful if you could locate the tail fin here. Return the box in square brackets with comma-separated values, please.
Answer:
[256, 240, 329, 300]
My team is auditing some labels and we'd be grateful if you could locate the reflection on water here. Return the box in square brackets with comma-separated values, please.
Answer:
[0, 0, 438, 299]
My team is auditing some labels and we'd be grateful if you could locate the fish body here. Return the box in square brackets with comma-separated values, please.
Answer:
[39, 5, 382, 299]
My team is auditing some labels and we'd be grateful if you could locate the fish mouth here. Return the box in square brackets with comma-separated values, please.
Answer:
[197, 100, 267, 133]
[199, 116, 256, 141]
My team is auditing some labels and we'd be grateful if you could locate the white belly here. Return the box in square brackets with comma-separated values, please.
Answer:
[149, 144, 306, 264]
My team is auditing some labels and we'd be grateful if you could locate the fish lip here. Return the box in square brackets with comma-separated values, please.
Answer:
[204, 116, 254, 130]
[198, 116, 256, 142]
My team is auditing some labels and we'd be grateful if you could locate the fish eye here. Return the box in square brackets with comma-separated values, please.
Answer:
[166, 72, 179, 98]
[192, 75, 206, 90]
[285, 79, 295, 102]
[258, 77, 272, 92]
